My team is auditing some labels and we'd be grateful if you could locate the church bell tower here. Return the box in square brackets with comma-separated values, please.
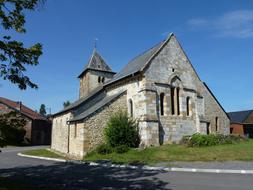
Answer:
[78, 49, 116, 99]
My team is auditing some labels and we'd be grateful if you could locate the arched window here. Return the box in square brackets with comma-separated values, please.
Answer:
[176, 87, 180, 115]
[215, 117, 219, 132]
[160, 93, 165, 116]
[98, 76, 101, 83]
[171, 87, 175, 115]
[186, 97, 190, 116]
[129, 99, 133, 117]
[101, 77, 105, 83]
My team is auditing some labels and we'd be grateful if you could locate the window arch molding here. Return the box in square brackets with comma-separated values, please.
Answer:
[128, 99, 134, 117]
[170, 75, 183, 116]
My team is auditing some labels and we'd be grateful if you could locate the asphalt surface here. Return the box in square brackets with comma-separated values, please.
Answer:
[0, 146, 253, 190]
[156, 161, 253, 170]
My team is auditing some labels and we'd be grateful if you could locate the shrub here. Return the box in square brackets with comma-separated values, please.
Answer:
[0, 111, 26, 147]
[96, 144, 113, 155]
[114, 145, 129, 154]
[182, 133, 246, 147]
[105, 111, 140, 148]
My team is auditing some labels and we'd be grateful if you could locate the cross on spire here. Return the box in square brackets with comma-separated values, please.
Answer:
[94, 38, 98, 50]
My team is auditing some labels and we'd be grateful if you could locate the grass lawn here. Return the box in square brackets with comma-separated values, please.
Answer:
[0, 177, 45, 190]
[84, 140, 253, 165]
[22, 149, 64, 159]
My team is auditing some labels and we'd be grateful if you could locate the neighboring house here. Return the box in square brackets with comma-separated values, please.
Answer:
[228, 110, 253, 138]
[52, 33, 230, 158]
[0, 97, 52, 145]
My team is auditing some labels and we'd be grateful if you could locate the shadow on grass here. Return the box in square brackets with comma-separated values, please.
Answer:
[0, 162, 171, 190]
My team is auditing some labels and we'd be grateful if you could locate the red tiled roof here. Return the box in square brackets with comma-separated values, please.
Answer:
[0, 97, 48, 121]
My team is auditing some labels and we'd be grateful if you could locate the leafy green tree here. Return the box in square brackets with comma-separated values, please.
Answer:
[39, 104, 46, 116]
[63, 100, 71, 108]
[0, 0, 45, 89]
[0, 111, 26, 147]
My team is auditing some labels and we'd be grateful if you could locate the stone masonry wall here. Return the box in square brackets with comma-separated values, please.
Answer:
[81, 93, 127, 154]
[143, 35, 199, 143]
[51, 112, 72, 154]
[197, 82, 230, 134]
[68, 122, 86, 158]
[79, 70, 114, 99]
[142, 35, 229, 143]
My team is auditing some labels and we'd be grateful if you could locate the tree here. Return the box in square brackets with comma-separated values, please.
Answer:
[0, 111, 26, 147]
[0, 0, 45, 89]
[63, 100, 71, 108]
[39, 104, 46, 116]
[105, 111, 140, 148]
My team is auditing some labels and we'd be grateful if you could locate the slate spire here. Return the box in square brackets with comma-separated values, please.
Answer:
[78, 49, 113, 78]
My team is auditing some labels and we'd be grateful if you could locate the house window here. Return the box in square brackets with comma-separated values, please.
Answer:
[171, 87, 175, 115]
[98, 76, 101, 83]
[176, 87, 180, 115]
[186, 97, 190, 116]
[129, 99, 133, 117]
[215, 117, 219, 132]
[160, 93, 165, 116]
[74, 124, 77, 138]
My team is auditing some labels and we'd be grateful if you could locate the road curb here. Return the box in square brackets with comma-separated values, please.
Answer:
[17, 153, 67, 162]
[17, 153, 253, 174]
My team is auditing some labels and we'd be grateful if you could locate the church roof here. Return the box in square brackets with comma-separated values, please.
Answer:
[53, 86, 104, 116]
[105, 37, 170, 86]
[69, 90, 126, 122]
[228, 110, 253, 124]
[78, 49, 115, 78]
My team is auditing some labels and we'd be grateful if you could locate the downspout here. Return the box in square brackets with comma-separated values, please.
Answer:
[67, 121, 70, 153]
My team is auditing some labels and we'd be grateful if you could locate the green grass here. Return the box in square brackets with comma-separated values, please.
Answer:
[84, 140, 253, 165]
[0, 177, 45, 190]
[22, 149, 64, 159]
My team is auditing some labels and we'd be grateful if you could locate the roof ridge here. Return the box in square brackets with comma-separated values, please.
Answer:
[126, 39, 166, 66]
[104, 33, 174, 86]
[0, 97, 48, 120]
[228, 109, 253, 113]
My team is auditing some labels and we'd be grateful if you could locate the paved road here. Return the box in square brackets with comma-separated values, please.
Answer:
[0, 146, 253, 190]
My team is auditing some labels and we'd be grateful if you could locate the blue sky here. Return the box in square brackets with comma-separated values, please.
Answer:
[1, 0, 253, 113]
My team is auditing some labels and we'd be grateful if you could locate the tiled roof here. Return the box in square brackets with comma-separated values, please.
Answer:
[0, 97, 48, 121]
[228, 110, 253, 124]
[69, 91, 126, 122]
[78, 49, 115, 78]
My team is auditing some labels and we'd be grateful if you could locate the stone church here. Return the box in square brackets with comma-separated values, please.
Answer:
[51, 33, 230, 158]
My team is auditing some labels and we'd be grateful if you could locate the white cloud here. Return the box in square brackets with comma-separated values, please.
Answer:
[188, 10, 253, 38]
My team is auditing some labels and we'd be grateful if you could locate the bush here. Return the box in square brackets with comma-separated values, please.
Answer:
[114, 145, 129, 154]
[96, 144, 113, 155]
[105, 111, 140, 148]
[0, 111, 26, 147]
[181, 133, 246, 147]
